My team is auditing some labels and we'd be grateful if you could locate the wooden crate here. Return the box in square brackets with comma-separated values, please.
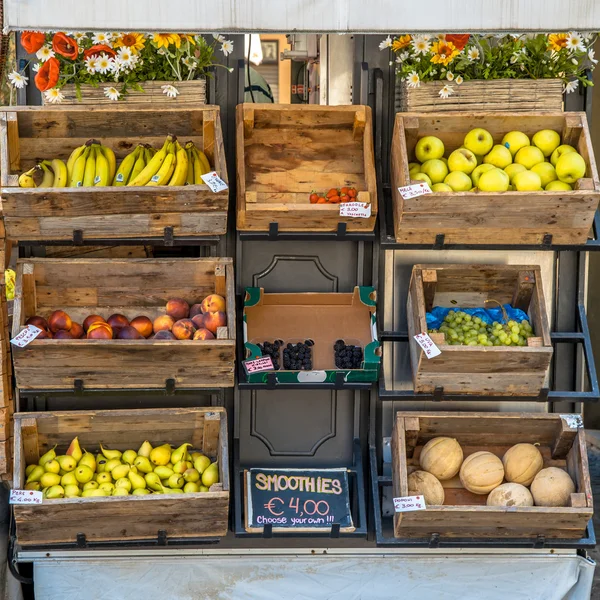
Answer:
[236, 103, 377, 232]
[13, 407, 229, 545]
[398, 79, 564, 113]
[0, 104, 228, 241]
[392, 412, 593, 540]
[391, 112, 600, 245]
[407, 264, 553, 396]
[11, 258, 235, 390]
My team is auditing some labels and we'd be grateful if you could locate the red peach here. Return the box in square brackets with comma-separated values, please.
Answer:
[107, 314, 129, 334]
[153, 315, 175, 333]
[117, 326, 144, 340]
[200, 294, 226, 314]
[166, 298, 189, 320]
[193, 328, 215, 340]
[172, 319, 195, 340]
[130, 316, 153, 338]
[189, 304, 203, 318]
[26, 316, 48, 330]
[69, 322, 85, 339]
[203, 311, 227, 335]
[83, 315, 106, 332]
[153, 330, 176, 340]
[87, 325, 113, 339]
[48, 310, 72, 333]
[191, 314, 206, 330]
[53, 330, 74, 339]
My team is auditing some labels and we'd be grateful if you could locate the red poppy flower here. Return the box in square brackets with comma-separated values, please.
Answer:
[84, 44, 116, 59]
[35, 57, 60, 92]
[445, 34, 470, 51]
[52, 32, 78, 60]
[21, 31, 46, 54]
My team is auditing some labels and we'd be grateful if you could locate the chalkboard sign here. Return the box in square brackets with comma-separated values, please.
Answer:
[244, 467, 354, 533]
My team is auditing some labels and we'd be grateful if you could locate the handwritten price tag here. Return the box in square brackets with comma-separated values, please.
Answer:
[398, 182, 432, 199]
[393, 495, 426, 512]
[243, 355, 275, 374]
[201, 171, 229, 193]
[10, 489, 43, 505]
[11, 325, 43, 348]
[414, 332, 441, 359]
[339, 202, 372, 219]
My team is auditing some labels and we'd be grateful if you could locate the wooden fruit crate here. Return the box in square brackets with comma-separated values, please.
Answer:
[13, 407, 229, 545]
[407, 264, 553, 396]
[11, 258, 235, 390]
[392, 412, 593, 540]
[391, 112, 600, 245]
[236, 103, 377, 233]
[0, 104, 228, 242]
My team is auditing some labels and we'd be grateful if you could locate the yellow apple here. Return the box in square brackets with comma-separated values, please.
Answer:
[478, 168, 510, 192]
[501, 131, 530, 157]
[447, 148, 477, 174]
[431, 183, 453, 192]
[513, 170, 542, 191]
[440, 157, 448, 166]
[444, 171, 472, 191]
[415, 136, 444, 162]
[463, 128, 493, 156]
[550, 144, 576, 166]
[556, 152, 586, 183]
[408, 162, 421, 176]
[471, 164, 495, 187]
[531, 162, 557, 188]
[504, 163, 527, 183]
[514, 146, 545, 169]
[421, 159, 449, 184]
[545, 180, 573, 191]
[532, 129, 561, 157]
[483, 145, 513, 169]
[412, 172, 432, 187]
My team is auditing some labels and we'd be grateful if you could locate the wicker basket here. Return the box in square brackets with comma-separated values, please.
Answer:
[44, 79, 207, 105]
[397, 79, 563, 113]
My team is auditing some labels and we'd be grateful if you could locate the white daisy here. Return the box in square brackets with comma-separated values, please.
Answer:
[96, 53, 113, 74]
[31, 63, 40, 73]
[71, 32, 87, 42]
[436, 34, 446, 40]
[116, 47, 135, 67]
[564, 80, 579, 94]
[510, 54, 519, 64]
[212, 34, 226, 43]
[411, 35, 430, 55]
[161, 84, 179, 98]
[220, 40, 234, 56]
[36, 45, 55, 62]
[104, 86, 120, 101]
[566, 32, 585, 52]
[446, 71, 454, 81]
[439, 84, 454, 99]
[85, 56, 99, 73]
[7, 70, 28, 89]
[455, 75, 464, 85]
[182, 56, 197, 69]
[44, 88, 64, 104]
[92, 32, 112, 46]
[467, 47, 480, 61]
[157, 48, 167, 56]
[589, 49, 598, 65]
[406, 71, 420, 88]
[379, 36, 392, 51]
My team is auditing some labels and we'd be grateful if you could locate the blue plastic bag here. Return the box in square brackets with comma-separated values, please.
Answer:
[427, 304, 530, 330]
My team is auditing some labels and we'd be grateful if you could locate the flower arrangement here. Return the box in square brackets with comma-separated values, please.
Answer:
[380, 32, 598, 99]
[7, 31, 234, 103]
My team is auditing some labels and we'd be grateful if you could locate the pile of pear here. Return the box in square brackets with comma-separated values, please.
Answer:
[24, 436, 219, 499]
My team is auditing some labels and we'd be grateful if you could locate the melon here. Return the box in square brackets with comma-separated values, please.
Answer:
[487, 482, 533, 507]
[530, 467, 575, 507]
[419, 437, 463, 480]
[408, 470, 445, 505]
[502, 443, 543, 486]
[459, 451, 504, 494]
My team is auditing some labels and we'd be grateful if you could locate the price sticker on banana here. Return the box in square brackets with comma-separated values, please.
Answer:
[339, 202, 372, 218]
[11, 325, 43, 348]
[10, 489, 43, 504]
[201, 171, 229, 193]
[393, 495, 426, 512]
[398, 182, 432, 199]
[413, 332, 441, 358]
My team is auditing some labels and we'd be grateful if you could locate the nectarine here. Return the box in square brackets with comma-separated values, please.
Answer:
[87, 324, 113, 339]
[130, 316, 153, 338]
[53, 330, 74, 339]
[203, 311, 227, 335]
[69, 322, 85, 339]
[172, 319, 195, 340]
[36, 329, 53, 339]
[166, 298, 189, 320]
[48, 310, 72, 333]
[83, 315, 106, 332]
[193, 328, 215, 340]
[191, 314, 205, 330]
[200, 294, 225, 314]
[117, 326, 144, 340]
[153, 315, 175, 333]
[189, 304, 203, 318]
[107, 314, 129, 334]
[26, 316, 48, 330]
[153, 330, 175, 340]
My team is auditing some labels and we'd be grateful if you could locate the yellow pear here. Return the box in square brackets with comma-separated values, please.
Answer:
[185, 452, 192, 462]
[66, 437, 83, 463]
[45, 485, 65, 499]
[193, 455, 211, 475]
[112, 487, 130, 496]
[145, 472, 163, 492]
[154, 466, 174, 480]
[99, 482, 115, 494]
[161, 487, 184, 495]
[100, 444, 122, 461]
[184, 482, 200, 493]
[96, 457, 107, 473]
[128, 470, 147, 491]
[38, 445, 57, 467]
[199, 486, 209, 492]
[171, 443, 192, 465]
[44, 459, 60, 474]
[166, 463, 173, 469]
[132, 488, 151, 496]
[82, 489, 108, 498]
[78, 451, 96, 472]
[83, 481, 99, 491]
[191, 452, 203, 462]
[105, 458, 122, 473]
[201, 463, 219, 487]
[122, 450, 137, 465]
[56, 455, 77, 472]
[168, 474, 184, 489]
[95, 472, 113, 484]
[111, 464, 131, 480]
[134, 456, 153, 474]
[25, 482, 41, 491]
[130, 466, 138, 474]
[25, 464, 38, 477]
[115, 477, 131, 492]
[40, 472, 61, 488]
[183, 468, 200, 483]
[483, 145, 512, 169]
[64, 484, 81, 498]
[150, 444, 172, 466]
[75, 465, 94, 484]
[61, 471, 78, 487]
[26, 465, 45, 483]
[173, 461, 188, 475]
[138, 440, 153, 458]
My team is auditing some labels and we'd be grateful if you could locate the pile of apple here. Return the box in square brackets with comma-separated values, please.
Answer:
[410, 127, 587, 192]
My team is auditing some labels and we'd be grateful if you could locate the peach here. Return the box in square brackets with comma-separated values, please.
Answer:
[117, 326, 144, 340]
[36, 329, 53, 339]
[153, 330, 175, 340]
[189, 304, 203, 318]
[87, 324, 113, 339]
[191, 314, 206, 330]
[107, 314, 129, 334]
[153, 315, 175, 333]
[53, 330, 74, 339]
[200, 294, 225, 314]
[26, 316, 48, 330]
[193, 328, 215, 340]
[172, 319, 195, 340]
[203, 311, 227, 335]
[130, 316, 153, 338]
[83, 315, 106, 332]
[166, 298, 189, 320]
[48, 310, 72, 333]
[69, 322, 85, 339]
[87, 322, 113, 339]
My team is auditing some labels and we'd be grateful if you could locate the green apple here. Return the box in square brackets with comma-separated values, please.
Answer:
[408, 162, 421, 176]
[478, 168, 509, 192]
[556, 152, 586, 183]
[532, 129, 561, 157]
[513, 170, 542, 191]
[463, 127, 493, 156]
[550, 144, 576, 166]
[447, 148, 477, 174]
[483, 145, 513, 169]
[501, 131, 530, 157]
[545, 180, 573, 191]
[421, 159, 448, 184]
[514, 146, 545, 169]
[471, 164, 495, 187]
[444, 171, 472, 191]
[531, 162, 557, 188]
[431, 183, 452, 192]
[412, 172, 432, 187]
[415, 136, 444, 162]
[504, 163, 526, 183]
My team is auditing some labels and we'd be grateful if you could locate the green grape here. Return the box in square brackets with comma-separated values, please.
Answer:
[510, 325, 519, 334]
[447, 310, 455, 318]
[493, 338, 501, 346]
[458, 335, 465, 342]
[450, 331, 458, 340]
[498, 332, 507, 342]
[467, 340, 478, 346]
[473, 317, 482, 325]
[510, 333, 519, 343]
[504, 338, 512, 346]
[464, 314, 472, 322]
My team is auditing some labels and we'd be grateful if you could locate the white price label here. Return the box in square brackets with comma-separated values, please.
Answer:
[10, 489, 43, 504]
[339, 202, 372, 219]
[201, 171, 229, 193]
[393, 495, 426, 512]
[414, 332, 441, 359]
[398, 182, 432, 199]
[11, 325, 43, 348]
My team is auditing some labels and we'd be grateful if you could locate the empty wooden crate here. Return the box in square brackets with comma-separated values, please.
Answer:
[236, 104, 377, 232]
[407, 264, 553, 396]
[0, 105, 228, 242]
[13, 408, 229, 545]
[392, 412, 593, 540]
[391, 112, 600, 245]
[11, 258, 235, 390]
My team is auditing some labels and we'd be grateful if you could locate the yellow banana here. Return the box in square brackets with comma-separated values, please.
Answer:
[129, 148, 147, 183]
[127, 136, 172, 187]
[168, 141, 188, 186]
[195, 148, 211, 173]
[51, 159, 68, 188]
[185, 147, 194, 185]
[144, 147, 155, 163]
[18, 166, 38, 188]
[83, 146, 97, 187]
[192, 147, 205, 185]
[66, 144, 87, 182]
[39, 161, 55, 188]
[146, 144, 175, 186]
[69, 147, 90, 188]
[94, 147, 110, 186]
[99, 145, 116, 182]
[113, 147, 139, 186]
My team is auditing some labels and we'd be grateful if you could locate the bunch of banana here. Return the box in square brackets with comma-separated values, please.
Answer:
[67, 140, 115, 188]
[17, 158, 68, 188]
[185, 141, 212, 184]
[112, 144, 155, 186]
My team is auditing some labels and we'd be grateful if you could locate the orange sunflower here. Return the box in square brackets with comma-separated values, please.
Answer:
[114, 33, 146, 53]
[548, 33, 568, 52]
[430, 40, 460, 66]
[392, 35, 412, 51]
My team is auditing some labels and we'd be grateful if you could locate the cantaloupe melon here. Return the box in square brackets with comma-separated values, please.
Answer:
[408, 470, 445, 505]
[419, 437, 463, 480]
[459, 451, 504, 494]
[502, 443, 543, 486]
[530, 467, 575, 507]
[486, 482, 533, 507]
